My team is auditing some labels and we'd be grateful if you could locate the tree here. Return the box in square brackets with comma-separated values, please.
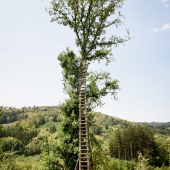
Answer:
[128, 124, 134, 161]
[46, 0, 130, 169]
[50, 124, 57, 133]
[122, 128, 128, 160]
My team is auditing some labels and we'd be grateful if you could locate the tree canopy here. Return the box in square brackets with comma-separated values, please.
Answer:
[47, 0, 130, 64]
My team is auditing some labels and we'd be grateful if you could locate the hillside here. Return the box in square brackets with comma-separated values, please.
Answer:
[0, 106, 170, 169]
[1, 106, 170, 135]
[139, 121, 170, 135]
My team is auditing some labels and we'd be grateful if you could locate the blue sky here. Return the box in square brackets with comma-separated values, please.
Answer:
[0, 0, 170, 122]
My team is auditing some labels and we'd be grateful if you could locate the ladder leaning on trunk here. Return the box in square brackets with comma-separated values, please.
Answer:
[78, 61, 91, 170]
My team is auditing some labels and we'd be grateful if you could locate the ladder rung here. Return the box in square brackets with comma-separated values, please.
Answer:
[79, 165, 89, 167]
[80, 135, 88, 137]
[80, 137, 89, 139]
[79, 141, 88, 143]
[80, 161, 89, 163]
[80, 157, 89, 159]
[80, 153, 89, 155]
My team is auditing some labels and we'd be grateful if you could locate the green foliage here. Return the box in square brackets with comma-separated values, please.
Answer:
[111, 158, 137, 170]
[1, 106, 59, 128]
[0, 137, 24, 153]
[155, 135, 170, 167]
[1, 155, 43, 170]
[1, 156, 18, 170]
[134, 153, 154, 170]
[140, 122, 170, 136]
[49, 124, 57, 134]
[0, 125, 38, 146]
[109, 124, 156, 164]
[24, 137, 41, 156]
[54, 44, 120, 168]
[47, 0, 130, 64]
[91, 136, 113, 170]
[38, 129, 64, 169]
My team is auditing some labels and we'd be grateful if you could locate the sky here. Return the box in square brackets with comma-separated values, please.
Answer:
[0, 0, 170, 122]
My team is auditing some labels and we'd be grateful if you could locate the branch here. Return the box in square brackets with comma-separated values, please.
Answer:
[61, 12, 75, 28]
[85, 0, 92, 47]
[87, 17, 106, 54]
[87, 91, 117, 98]
[72, 0, 82, 46]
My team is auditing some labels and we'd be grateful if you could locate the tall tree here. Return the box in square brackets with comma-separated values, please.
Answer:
[122, 128, 128, 160]
[135, 124, 143, 154]
[46, 0, 130, 169]
[116, 128, 122, 159]
[128, 124, 134, 161]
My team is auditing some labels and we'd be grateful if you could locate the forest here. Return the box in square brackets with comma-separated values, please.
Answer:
[0, 106, 170, 169]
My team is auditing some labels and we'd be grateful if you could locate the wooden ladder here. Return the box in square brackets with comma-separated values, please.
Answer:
[78, 61, 90, 170]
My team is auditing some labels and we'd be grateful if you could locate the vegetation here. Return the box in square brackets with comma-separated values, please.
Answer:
[0, 106, 170, 169]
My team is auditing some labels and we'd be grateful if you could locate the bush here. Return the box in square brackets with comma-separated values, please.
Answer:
[0, 137, 24, 153]
[111, 158, 137, 170]
[24, 143, 41, 156]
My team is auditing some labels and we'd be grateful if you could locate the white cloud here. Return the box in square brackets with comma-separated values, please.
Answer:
[153, 28, 158, 32]
[160, 0, 169, 3]
[161, 23, 170, 30]
[160, 0, 169, 7]
[164, 3, 169, 7]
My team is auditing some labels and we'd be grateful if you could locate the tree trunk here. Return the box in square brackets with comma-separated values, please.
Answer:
[118, 143, 121, 160]
[134, 145, 136, 159]
[130, 141, 133, 161]
[124, 140, 126, 160]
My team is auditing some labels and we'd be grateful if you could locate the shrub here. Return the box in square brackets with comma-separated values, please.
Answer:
[0, 137, 24, 153]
